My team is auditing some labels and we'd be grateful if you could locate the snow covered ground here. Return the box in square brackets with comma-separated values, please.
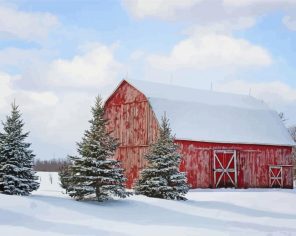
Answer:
[0, 172, 296, 236]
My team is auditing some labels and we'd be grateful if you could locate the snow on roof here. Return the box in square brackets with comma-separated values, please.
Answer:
[126, 79, 295, 146]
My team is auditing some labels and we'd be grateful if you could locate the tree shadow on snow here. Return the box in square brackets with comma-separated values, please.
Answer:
[185, 200, 296, 219]
[0, 207, 126, 236]
[31, 194, 296, 234]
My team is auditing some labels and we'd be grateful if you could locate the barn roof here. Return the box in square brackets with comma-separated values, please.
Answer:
[124, 79, 295, 146]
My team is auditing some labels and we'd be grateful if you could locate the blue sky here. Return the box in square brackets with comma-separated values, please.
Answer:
[1, 0, 296, 160]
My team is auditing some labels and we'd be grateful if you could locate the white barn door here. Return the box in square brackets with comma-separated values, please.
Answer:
[213, 150, 237, 188]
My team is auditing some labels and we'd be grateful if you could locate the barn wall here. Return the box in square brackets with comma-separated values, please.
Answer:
[104, 81, 159, 188]
[177, 140, 293, 189]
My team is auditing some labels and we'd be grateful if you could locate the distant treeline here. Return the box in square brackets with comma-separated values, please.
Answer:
[34, 158, 70, 172]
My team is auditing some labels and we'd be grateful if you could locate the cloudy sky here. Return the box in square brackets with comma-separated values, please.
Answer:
[1, 0, 296, 160]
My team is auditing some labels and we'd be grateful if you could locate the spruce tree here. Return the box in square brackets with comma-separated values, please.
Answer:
[66, 95, 130, 201]
[135, 115, 189, 200]
[58, 160, 71, 193]
[0, 102, 39, 195]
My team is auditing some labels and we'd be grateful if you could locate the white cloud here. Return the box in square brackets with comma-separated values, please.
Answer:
[47, 43, 123, 88]
[223, 0, 296, 8]
[0, 72, 92, 158]
[0, 72, 16, 110]
[123, 0, 202, 20]
[184, 17, 257, 35]
[40, 92, 93, 145]
[0, 4, 59, 42]
[12, 90, 92, 147]
[0, 40, 125, 159]
[129, 50, 146, 61]
[26, 91, 59, 107]
[0, 72, 60, 142]
[216, 80, 296, 104]
[148, 33, 272, 70]
[283, 15, 296, 31]
[215, 80, 296, 127]
[0, 47, 55, 70]
[123, 0, 296, 31]
[0, 73, 59, 116]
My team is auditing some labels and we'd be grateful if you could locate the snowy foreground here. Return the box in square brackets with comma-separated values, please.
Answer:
[0, 172, 296, 236]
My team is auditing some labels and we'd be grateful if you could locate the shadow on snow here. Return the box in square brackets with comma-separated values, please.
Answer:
[28, 193, 296, 234]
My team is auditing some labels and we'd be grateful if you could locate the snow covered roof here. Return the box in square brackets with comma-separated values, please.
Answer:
[126, 79, 295, 146]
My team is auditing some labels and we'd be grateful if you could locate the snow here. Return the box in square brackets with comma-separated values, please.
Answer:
[127, 79, 295, 146]
[1, 171, 296, 236]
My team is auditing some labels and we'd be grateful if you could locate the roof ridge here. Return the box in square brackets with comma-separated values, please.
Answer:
[126, 78, 261, 101]
[126, 79, 269, 111]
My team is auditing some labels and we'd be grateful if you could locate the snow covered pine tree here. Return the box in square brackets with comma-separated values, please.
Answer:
[0, 102, 39, 195]
[58, 159, 71, 193]
[135, 115, 189, 200]
[66, 95, 130, 201]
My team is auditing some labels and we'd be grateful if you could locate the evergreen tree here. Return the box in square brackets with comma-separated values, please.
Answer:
[58, 160, 71, 193]
[135, 115, 189, 200]
[0, 102, 39, 195]
[66, 96, 130, 201]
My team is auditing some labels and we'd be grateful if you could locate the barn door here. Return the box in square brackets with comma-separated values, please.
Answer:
[269, 166, 283, 188]
[213, 150, 237, 188]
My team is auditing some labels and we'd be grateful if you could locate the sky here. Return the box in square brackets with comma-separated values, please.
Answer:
[1, 0, 296, 160]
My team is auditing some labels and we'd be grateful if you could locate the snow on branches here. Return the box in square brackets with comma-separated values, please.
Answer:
[62, 96, 131, 201]
[0, 102, 39, 195]
[135, 115, 189, 200]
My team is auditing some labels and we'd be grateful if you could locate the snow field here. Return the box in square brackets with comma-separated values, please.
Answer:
[0, 172, 295, 236]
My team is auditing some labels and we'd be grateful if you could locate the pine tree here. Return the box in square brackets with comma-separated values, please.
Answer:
[135, 115, 189, 200]
[58, 160, 71, 193]
[66, 96, 130, 201]
[0, 102, 39, 195]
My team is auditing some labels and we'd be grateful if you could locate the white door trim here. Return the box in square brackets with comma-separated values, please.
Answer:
[213, 150, 237, 188]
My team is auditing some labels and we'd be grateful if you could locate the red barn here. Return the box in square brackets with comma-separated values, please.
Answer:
[104, 79, 294, 189]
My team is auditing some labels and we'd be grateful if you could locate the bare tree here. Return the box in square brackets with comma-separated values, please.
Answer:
[49, 173, 53, 184]
[288, 126, 296, 179]
[34, 158, 70, 172]
[279, 112, 288, 123]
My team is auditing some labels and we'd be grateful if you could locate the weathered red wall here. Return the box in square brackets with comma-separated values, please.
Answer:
[104, 81, 158, 188]
[104, 80, 293, 189]
[177, 140, 293, 189]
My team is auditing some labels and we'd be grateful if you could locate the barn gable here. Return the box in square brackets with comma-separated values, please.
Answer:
[104, 80, 159, 187]
[125, 79, 295, 147]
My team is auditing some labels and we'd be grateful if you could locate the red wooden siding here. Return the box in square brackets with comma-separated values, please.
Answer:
[104, 81, 293, 189]
[177, 140, 293, 188]
[105, 81, 159, 188]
